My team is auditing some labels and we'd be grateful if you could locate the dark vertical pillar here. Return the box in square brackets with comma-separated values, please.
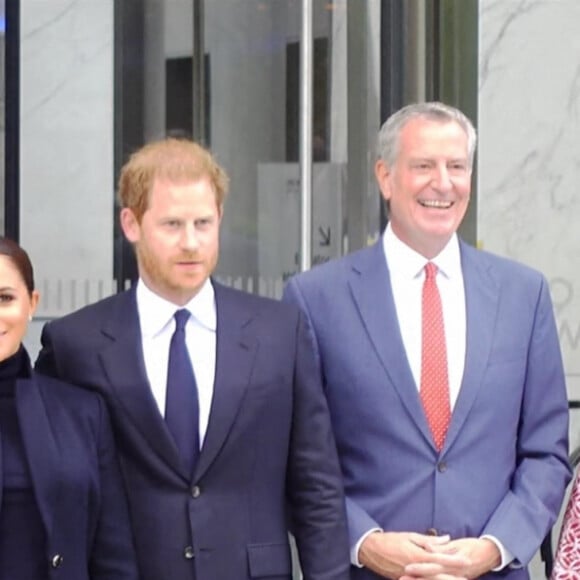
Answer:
[4, 0, 19, 241]
[425, 0, 441, 100]
[192, 0, 206, 145]
[346, 0, 367, 251]
[113, 0, 145, 290]
[379, 0, 405, 230]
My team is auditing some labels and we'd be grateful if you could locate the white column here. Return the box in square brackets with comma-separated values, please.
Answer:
[20, 0, 114, 283]
[478, 0, 580, 401]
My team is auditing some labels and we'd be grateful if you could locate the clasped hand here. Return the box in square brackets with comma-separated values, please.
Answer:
[359, 531, 501, 580]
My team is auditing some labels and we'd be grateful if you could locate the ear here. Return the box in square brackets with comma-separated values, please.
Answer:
[120, 208, 141, 244]
[375, 159, 393, 203]
[29, 290, 40, 319]
[218, 204, 224, 224]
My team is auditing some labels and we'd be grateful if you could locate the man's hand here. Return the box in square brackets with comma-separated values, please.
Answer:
[401, 537, 501, 580]
[358, 531, 471, 579]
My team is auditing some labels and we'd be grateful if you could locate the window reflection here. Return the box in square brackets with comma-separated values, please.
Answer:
[115, 0, 380, 297]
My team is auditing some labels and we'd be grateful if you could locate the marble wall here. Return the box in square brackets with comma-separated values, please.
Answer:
[19, 0, 114, 287]
[478, 0, 580, 410]
[477, 4, 580, 568]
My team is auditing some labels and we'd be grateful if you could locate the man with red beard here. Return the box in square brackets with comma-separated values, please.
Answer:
[283, 102, 571, 580]
[35, 138, 350, 580]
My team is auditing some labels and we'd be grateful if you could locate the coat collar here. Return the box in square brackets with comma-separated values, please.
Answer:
[194, 281, 258, 481]
[347, 240, 500, 453]
[348, 242, 434, 448]
[97, 282, 260, 482]
[444, 242, 499, 450]
[98, 286, 184, 476]
[14, 371, 63, 539]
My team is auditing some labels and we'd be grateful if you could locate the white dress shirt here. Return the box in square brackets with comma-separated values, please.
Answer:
[136, 278, 216, 448]
[384, 223, 466, 406]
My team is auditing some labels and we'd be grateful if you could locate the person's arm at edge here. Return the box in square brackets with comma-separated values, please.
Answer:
[89, 393, 140, 579]
[467, 276, 571, 566]
[285, 307, 350, 580]
[282, 276, 382, 555]
[34, 320, 60, 378]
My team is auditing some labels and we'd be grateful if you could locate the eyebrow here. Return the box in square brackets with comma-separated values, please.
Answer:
[0, 286, 16, 292]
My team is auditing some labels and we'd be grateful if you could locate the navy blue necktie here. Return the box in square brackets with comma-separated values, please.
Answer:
[165, 309, 200, 477]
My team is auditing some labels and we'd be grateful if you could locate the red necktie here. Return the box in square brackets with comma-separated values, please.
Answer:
[420, 262, 451, 451]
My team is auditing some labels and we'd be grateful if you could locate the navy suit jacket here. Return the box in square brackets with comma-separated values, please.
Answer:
[5, 357, 138, 580]
[283, 240, 572, 580]
[35, 281, 350, 580]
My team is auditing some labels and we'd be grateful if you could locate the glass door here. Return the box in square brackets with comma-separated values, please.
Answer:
[115, 0, 382, 298]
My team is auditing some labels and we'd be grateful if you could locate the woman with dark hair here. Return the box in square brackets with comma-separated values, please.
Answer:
[0, 236, 138, 580]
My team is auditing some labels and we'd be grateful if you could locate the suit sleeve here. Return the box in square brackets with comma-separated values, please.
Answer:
[481, 277, 571, 565]
[35, 321, 61, 379]
[283, 277, 378, 557]
[284, 304, 351, 580]
[89, 394, 140, 580]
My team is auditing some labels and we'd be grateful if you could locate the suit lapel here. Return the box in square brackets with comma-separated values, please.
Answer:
[348, 243, 434, 447]
[194, 282, 258, 482]
[98, 288, 183, 475]
[16, 375, 61, 539]
[443, 242, 499, 451]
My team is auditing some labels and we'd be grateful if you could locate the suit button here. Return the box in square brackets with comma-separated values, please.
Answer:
[51, 554, 64, 568]
[437, 461, 447, 473]
[426, 528, 438, 536]
[191, 485, 201, 498]
[184, 546, 195, 559]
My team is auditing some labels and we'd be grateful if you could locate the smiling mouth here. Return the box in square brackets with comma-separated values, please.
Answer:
[419, 200, 453, 209]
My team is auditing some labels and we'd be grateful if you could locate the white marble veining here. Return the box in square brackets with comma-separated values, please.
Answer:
[19, 0, 114, 282]
[478, 0, 580, 400]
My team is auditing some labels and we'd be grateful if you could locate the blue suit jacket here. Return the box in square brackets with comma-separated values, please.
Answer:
[283, 240, 571, 580]
[35, 282, 350, 580]
[5, 359, 138, 580]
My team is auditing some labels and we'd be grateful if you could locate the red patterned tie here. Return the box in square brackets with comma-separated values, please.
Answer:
[420, 262, 451, 451]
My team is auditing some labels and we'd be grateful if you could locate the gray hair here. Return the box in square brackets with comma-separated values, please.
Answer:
[377, 101, 477, 168]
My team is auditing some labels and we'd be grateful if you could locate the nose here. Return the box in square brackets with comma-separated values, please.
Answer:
[431, 165, 452, 192]
[181, 223, 200, 250]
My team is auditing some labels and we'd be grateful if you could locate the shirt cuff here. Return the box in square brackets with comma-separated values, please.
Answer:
[481, 535, 517, 570]
[351, 528, 383, 567]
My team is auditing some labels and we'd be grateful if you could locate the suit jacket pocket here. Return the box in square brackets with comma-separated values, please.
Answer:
[247, 542, 292, 578]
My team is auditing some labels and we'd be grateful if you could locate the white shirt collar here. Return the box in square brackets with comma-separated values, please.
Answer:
[382, 222, 462, 280]
[136, 277, 217, 338]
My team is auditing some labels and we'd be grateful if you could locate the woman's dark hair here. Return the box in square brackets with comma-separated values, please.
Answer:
[0, 236, 35, 295]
